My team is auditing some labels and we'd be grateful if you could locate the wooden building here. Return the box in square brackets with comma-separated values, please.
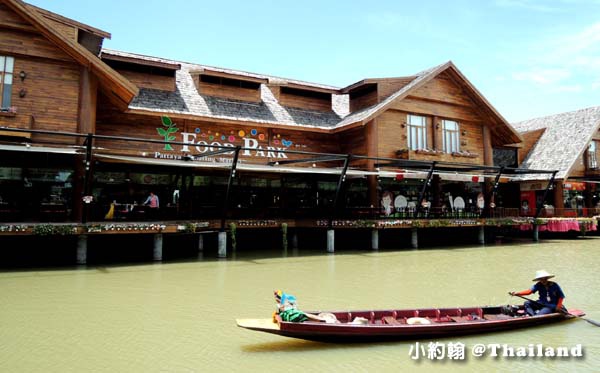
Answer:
[513, 107, 600, 217]
[1, 0, 564, 245]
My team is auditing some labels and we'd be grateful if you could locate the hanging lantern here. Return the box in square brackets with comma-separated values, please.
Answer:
[472, 176, 480, 183]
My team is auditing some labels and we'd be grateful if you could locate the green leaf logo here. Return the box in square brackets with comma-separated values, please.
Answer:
[158, 116, 178, 150]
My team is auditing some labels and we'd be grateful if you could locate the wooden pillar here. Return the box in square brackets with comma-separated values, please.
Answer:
[482, 125, 493, 167]
[366, 119, 379, 208]
[553, 180, 564, 212]
[432, 116, 441, 151]
[482, 126, 494, 218]
[73, 67, 98, 222]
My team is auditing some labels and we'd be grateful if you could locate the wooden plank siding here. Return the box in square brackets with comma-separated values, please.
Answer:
[349, 88, 377, 113]
[279, 92, 332, 112]
[116, 69, 175, 91]
[44, 17, 77, 42]
[95, 111, 343, 163]
[375, 73, 489, 165]
[377, 78, 413, 101]
[196, 80, 261, 103]
[0, 54, 80, 145]
[0, 3, 36, 33]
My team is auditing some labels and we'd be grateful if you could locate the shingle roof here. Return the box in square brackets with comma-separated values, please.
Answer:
[512, 106, 600, 180]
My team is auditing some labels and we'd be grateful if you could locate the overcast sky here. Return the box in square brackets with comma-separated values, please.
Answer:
[26, 0, 600, 122]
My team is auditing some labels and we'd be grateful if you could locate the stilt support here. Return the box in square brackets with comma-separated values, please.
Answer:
[153, 233, 163, 261]
[218, 231, 227, 258]
[77, 235, 87, 265]
[371, 229, 379, 250]
[478, 226, 485, 245]
[327, 229, 335, 253]
[411, 228, 418, 249]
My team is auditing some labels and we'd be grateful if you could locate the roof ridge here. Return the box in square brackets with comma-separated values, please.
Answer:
[514, 105, 600, 125]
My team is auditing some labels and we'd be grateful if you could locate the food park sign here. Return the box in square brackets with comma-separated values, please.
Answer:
[155, 116, 298, 161]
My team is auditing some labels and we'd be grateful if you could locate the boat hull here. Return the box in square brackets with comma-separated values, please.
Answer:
[237, 306, 584, 343]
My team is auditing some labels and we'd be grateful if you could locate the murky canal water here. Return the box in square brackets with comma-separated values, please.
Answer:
[1, 237, 599, 372]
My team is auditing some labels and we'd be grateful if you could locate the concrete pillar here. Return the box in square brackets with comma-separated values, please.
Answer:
[198, 234, 204, 252]
[76, 235, 87, 265]
[327, 229, 335, 253]
[411, 228, 418, 249]
[153, 234, 163, 261]
[218, 231, 227, 258]
[478, 226, 485, 245]
[371, 229, 379, 250]
[292, 231, 298, 249]
[533, 224, 539, 242]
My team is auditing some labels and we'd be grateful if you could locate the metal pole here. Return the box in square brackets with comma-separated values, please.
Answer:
[487, 167, 503, 217]
[329, 155, 351, 228]
[416, 161, 436, 217]
[82, 133, 93, 224]
[534, 171, 557, 220]
[221, 146, 241, 231]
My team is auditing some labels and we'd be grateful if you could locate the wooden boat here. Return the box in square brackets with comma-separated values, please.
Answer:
[237, 305, 585, 342]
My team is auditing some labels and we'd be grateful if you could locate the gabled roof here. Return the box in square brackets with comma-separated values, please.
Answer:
[512, 106, 600, 180]
[25, 3, 111, 39]
[334, 61, 523, 145]
[3, 0, 138, 109]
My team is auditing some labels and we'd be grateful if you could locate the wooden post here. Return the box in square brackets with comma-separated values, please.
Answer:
[366, 119, 379, 209]
[292, 230, 298, 249]
[553, 180, 565, 211]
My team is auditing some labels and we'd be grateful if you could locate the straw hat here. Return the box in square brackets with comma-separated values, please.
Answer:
[532, 270, 555, 281]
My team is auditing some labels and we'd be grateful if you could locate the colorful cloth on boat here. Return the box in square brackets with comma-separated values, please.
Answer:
[530, 281, 565, 307]
[279, 308, 308, 322]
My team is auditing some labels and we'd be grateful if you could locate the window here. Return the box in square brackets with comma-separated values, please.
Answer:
[0, 56, 14, 109]
[442, 120, 460, 153]
[407, 114, 427, 150]
[588, 141, 598, 169]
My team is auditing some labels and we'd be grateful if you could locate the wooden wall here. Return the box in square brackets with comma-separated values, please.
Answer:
[44, 17, 78, 42]
[196, 80, 261, 103]
[279, 92, 331, 112]
[374, 72, 489, 165]
[95, 110, 343, 164]
[377, 78, 413, 101]
[0, 5, 80, 144]
[116, 69, 175, 91]
[349, 88, 377, 113]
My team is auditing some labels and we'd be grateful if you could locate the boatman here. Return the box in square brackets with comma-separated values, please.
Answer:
[273, 290, 332, 323]
[509, 270, 565, 316]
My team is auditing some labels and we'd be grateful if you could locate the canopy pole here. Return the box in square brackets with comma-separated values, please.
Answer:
[81, 133, 93, 224]
[487, 167, 504, 217]
[328, 155, 351, 228]
[221, 146, 241, 231]
[416, 161, 435, 217]
[533, 171, 557, 241]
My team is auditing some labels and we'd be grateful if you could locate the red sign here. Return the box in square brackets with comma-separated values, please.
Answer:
[563, 182, 585, 191]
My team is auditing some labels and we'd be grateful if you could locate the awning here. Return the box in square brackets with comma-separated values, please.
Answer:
[95, 153, 379, 176]
[0, 143, 80, 154]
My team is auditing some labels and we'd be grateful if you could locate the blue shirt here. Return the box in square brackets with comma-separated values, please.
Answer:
[531, 282, 565, 307]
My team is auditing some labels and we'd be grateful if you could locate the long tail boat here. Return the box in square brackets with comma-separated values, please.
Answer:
[236, 305, 584, 342]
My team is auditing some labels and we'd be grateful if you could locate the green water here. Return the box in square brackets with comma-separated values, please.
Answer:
[1, 238, 599, 372]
